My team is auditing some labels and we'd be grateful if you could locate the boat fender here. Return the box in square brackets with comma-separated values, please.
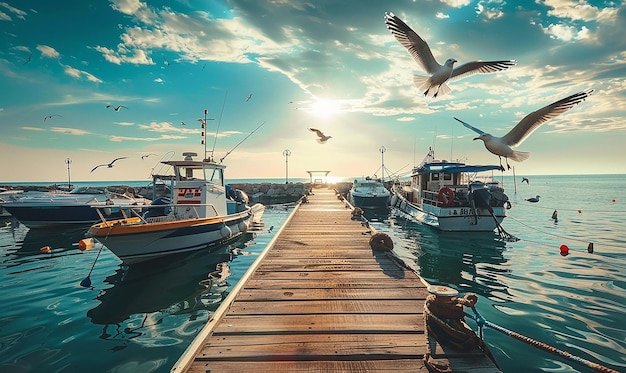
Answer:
[437, 187, 455, 206]
[390, 194, 398, 207]
[238, 221, 248, 233]
[369, 232, 394, 252]
[220, 224, 232, 238]
[102, 207, 112, 216]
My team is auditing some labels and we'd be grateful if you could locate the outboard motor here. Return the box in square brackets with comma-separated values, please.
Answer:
[143, 196, 171, 219]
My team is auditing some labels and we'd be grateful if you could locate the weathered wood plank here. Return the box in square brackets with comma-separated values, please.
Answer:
[227, 299, 423, 315]
[187, 359, 428, 373]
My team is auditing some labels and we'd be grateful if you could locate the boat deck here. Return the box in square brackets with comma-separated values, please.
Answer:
[171, 187, 500, 372]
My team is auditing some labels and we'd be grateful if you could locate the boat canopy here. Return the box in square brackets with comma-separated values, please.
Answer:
[414, 163, 502, 175]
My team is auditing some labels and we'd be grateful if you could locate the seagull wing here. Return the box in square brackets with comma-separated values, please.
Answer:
[501, 89, 594, 146]
[109, 157, 128, 165]
[453, 117, 485, 135]
[308, 128, 324, 138]
[384, 12, 441, 74]
[90, 165, 105, 173]
[450, 60, 516, 81]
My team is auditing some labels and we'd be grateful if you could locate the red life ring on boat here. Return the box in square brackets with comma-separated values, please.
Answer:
[437, 187, 455, 206]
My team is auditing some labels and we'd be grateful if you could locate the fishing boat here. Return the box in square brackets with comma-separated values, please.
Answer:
[1, 186, 150, 228]
[348, 176, 390, 209]
[390, 148, 511, 233]
[87, 152, 265, 264]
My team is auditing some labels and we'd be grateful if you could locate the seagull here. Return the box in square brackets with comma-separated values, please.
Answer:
[90, 157, 128, 173]
[245, 93, 253, 102]
[308, 128, 332, 143]
[521, 177, 529, 184]
[181, 121, 186, 126]
[43, 114, 62, 122]
[141, 153, 157, 159]
[106, 105, 127, 111]
[526, 195, 540, 203]
[384, 12, 516, 98]
[23, 53, 32, 65]
[454, 89, 594, 171]
[163, 54, 169, 67]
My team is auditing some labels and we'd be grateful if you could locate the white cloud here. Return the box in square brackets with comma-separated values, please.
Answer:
[0, 2, 27, 20]
[50, 127, 91, 136]
[63, 65, 103, 83]
[37, 45, 60, 59]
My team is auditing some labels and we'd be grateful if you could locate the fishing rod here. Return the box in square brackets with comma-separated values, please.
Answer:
[464, 310, 619, 373]
[211, 91, 228, 160]
[219, 121, 267, 163]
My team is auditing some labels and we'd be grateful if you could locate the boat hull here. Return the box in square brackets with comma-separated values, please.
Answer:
[88, 210, 253, 264]
[391, 191, 505, 232]
[349, 194, 390, 209]
[1, 203, 138, 229]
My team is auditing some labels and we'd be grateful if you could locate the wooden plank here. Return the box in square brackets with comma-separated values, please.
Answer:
[227, 299, 423, 315]
[187, 359, 428, 373]
[234, 288, 426, 301]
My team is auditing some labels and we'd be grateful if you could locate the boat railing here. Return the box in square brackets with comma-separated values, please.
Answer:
[91, 202, 220, 224]
[423, 184, 471, 207]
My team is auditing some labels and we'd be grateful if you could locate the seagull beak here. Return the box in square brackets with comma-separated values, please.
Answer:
[472, 136, 479, 141]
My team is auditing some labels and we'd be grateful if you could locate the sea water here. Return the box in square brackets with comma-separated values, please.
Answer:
[0, 175, 624, 372]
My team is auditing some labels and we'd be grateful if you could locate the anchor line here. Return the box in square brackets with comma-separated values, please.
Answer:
[464, 311, 619, 373]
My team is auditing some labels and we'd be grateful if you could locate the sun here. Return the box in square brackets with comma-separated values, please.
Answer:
[307, 99, 341, 119]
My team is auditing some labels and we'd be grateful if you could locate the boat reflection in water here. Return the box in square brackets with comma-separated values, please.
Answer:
[391, 212, 510, 301]
[87, 234, 255, 344]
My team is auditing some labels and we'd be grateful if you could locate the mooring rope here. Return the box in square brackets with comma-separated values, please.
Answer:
[464, 308, 619, 373]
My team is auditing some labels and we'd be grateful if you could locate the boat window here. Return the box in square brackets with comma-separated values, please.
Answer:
[443, 173, 452, 181]
[206, 166, 224, 186]
[431, 173, 440, 181]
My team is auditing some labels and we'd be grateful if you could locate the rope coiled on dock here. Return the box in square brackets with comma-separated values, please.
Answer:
[369, 232, 393, 251]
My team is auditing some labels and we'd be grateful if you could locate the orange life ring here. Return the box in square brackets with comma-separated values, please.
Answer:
[437, 187, 455, 206]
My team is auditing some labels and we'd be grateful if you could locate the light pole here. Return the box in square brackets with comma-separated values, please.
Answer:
[283, 149, 291, 184]
[65, 158, 72, 187]
[379, 146, 386, 182]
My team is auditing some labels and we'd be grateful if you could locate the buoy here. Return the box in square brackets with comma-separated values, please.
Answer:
[611, 199, 616, 203]
[559, 244, 569, 256]
[577, 209, 582, 214]
[78, 238, 95, 251]
[587, 242, 594, 253]
[40, 246, 51, 254]
[369, 232, 394, 251]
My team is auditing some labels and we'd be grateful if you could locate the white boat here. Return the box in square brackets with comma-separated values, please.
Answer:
[0, 188, 24, 217]
[87, 152, 265, 264]
[348, 176, 390, 209]
[1, 186, 149, 228]
[390, 149, 511, 233]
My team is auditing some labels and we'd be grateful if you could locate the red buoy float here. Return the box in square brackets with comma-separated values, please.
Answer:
[559, 244, 569, 256]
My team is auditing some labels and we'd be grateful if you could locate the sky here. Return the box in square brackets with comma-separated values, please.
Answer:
[1, 0, 625, 183]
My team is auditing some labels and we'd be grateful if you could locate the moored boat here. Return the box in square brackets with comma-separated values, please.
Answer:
[348, 176, 390, 209]
[87, 152, 265, 264]
[390, 148, 511, 233]
[1, 186, 149, 228]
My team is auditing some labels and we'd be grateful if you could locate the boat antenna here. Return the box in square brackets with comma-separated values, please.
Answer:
[220, 121, 267, 163]
[211, 90, 228, 161]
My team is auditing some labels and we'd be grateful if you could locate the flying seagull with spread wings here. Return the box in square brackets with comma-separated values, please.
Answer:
[384, 12, 516, 98]
[43, 114, 62, 122]
[454, 89, 594, 171]
[308, 128, 332, 144]
[90, 157, 128, 173]
[106, 105, 127, 111]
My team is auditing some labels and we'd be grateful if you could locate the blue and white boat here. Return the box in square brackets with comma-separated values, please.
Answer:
[1, 186, 149, 228]
[390, 149, 511, 232]
[87, 152, 265, 264]
[348, 176, 390, 209]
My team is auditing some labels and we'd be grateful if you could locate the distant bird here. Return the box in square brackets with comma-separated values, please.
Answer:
[23, 53, 32, 65]
[43, 114, 62, 122]
[552, 210, 558, 221]
[181, 121, 186, 126]
[526, 195, 541, 203]
[454, 89, 594, 171]
[245, 93, 253, 102]
[521, 177, 529, 184]
[309, 128, 332, 143]
[162, 54, 169, 67]
[267, 225, 274, 233]
[141, 153, 157, 159]
[384, 12, 516, 98]
[90, 157, 128, 173]
[202, 63, 206, 70]
[106, 105, 127, 111]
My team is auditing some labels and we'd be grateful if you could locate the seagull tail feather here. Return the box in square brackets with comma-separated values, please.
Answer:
[509, 150, 530, 162]
[412, 75, 431, 91]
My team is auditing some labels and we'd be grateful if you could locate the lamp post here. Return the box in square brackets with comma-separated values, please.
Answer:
[65, 158, 72, 187]
[283, 149, 291, 184]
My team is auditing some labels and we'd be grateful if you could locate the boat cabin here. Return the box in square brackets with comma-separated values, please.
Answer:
[155, 152, 228, 219]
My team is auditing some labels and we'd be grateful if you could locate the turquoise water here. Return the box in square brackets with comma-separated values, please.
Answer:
[0, 175, 624, 372]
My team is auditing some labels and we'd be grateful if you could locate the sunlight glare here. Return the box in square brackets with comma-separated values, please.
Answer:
[308, 99, 341, 119]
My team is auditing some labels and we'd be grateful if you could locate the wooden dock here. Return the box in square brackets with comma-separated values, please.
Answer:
[171, 187, 500, 373]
